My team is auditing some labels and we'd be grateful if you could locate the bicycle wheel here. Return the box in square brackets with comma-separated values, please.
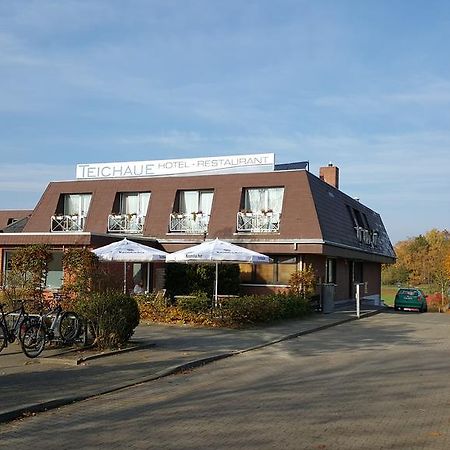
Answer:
[0, 322, 7, 352]
[74, 319, 90, 348]
[18, 317, 35, 343]
[59, 311, 80, 344]
[21, 323, 46, 358]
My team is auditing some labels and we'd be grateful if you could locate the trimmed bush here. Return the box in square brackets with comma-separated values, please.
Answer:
[138, 290, 313, 327]
[165, 263, 240, 298]
[214, 292, 312, 325]
[76, 291, 140, 349]
[177, 291, 211, 314]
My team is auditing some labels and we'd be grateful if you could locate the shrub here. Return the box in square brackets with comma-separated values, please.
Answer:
[288, 265, 316, 298]
[177, 291, 211, 314]
[426, 293, 449, 313]
[62, 248, 100, 299]
[165, 263, 240, 298]
[5, 244, 52, 303]
[220, 293, 312, 324]
[76, 291, 140, 349]
[137, 290, 313, 327]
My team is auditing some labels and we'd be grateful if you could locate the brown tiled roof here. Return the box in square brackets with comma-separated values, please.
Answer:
[3, 169, 394, 262]
[0, 210, 32, 230]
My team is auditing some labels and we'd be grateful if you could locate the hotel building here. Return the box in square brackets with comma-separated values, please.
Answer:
[0, 153, 395, 301]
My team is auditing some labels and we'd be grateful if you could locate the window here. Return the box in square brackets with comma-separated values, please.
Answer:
[239, 256, 298, 285]
[52, 193, 92, 231]
[2, 250, 15, 286]
[177, 190, 213, 215]
[46, 252, 64, 289]
[170, 190, 214, 234]
[117, 192, 150, 217]
[354, 261, 363, 283]
[325, 258, 336, 284]
[63, 194, 92, 217]
[238, 187, 284, 233]
[347, 205, 378, 247]
[243, 187, 284, 214]
[108, 192, 150, 234]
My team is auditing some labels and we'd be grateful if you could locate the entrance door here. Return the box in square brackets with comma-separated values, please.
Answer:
[348, 261, 364, 298]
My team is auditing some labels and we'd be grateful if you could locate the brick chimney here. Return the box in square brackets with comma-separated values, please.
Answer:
[319, 162, 339, 189]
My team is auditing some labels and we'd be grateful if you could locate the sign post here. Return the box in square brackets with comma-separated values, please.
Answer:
[356, 283, 361, 319]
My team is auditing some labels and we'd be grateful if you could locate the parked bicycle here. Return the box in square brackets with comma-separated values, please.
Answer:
[20, 302, 83, 358]
[0, 301, 34, 353]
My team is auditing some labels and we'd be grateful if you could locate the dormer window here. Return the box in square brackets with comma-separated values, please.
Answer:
[51, 193, 92, 232]
[169, 190, 214, 234]
[347, 205, 378, 247]
[108, 192, 150, 234]
[237, 187, 284, 233]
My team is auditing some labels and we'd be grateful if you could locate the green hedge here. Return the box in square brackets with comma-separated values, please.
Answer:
[220, 293, 312, 324]
[177, 292, 211, 314]
[165, 264, 240, 298]
[139, 291, 313, 326]
[76, 291, 140, 349]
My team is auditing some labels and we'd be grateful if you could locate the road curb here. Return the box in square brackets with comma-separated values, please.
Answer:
[0, 309, 382, 425]
[40, 342, 156, 366]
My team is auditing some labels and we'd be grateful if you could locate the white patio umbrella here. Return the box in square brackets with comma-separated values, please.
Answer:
[93, 238, 168, 293]
[166, 238, 272, 306]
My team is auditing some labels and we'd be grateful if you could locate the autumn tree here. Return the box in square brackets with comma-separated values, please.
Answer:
[382, 229, 450, 304]
[288, 264, 316, 299]
[426, 229, 450, 304]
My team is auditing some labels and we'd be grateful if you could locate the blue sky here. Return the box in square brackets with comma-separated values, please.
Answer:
[1, 0, 449, 243]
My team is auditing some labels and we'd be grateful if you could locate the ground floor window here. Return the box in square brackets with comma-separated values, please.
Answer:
[2, 250, 64, 289]
[47, 252, 64, 289]
[132, 262, 150, 292]
[239, 256, 299, 285]
[325, 258, 337, 284]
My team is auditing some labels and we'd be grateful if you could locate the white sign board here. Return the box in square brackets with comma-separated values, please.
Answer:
[76, 153, 275, 180]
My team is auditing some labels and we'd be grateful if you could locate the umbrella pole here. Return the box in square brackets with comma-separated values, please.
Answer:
[214, 262, 218, 308]
[123, 262, 127, 294]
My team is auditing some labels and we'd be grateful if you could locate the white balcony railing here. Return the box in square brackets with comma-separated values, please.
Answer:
[355, 226, 379, 247]
[51, 215, 85, 232]
[236, 211, 281, 233]
[108, 214, 145, 234]
[169, 213, 210, 234]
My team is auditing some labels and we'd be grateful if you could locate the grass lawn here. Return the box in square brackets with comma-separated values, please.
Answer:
[381, 285, 398, 306]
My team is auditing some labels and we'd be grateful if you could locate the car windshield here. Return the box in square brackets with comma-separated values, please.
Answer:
[398, 289, 419, 296]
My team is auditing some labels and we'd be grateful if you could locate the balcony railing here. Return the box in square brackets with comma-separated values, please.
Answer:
[51, 215, 85, 232]
[355, 226, 379, 247]
[108, 214, 145, 234]
[236, 211, 281, 233]
[169, 213, 210, 234]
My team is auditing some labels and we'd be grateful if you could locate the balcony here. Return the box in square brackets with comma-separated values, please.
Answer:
[51, 215, 85, 232]
[108, 214, 145, 234]
[169, 212, 210, 234]
[236, 211, 281, 233]
[355, 226, 378, 247]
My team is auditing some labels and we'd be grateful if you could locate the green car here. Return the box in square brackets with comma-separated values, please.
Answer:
[394, 288, 428, 312]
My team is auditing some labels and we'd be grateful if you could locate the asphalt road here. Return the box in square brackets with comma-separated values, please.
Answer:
[1, 311, 449, 449]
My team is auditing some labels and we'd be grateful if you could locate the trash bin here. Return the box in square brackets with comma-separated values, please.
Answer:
[321, 283, 336, 313]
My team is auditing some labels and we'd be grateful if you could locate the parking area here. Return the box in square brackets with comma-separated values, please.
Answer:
[1, 301, 382, 422]
[1, 310, 449, 449]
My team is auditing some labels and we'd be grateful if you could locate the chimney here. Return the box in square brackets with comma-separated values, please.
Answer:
[319, 162, 339, 189]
